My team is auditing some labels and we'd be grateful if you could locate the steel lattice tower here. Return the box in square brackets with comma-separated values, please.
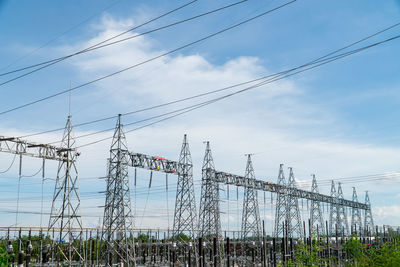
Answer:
[241, 154, 262, 241]
[337, 182, 349, 236]
[274, 164, 287, 237]
[48, 115, 82, 262]
[198, 141, 223, 264]
[329, 181, 339, 236]
[364, 191, 374, 235]
[286, 167, 303, 238]
[351, 187, 362, 234]
[102, 115, 134, 267]
[173, 134, 197, 240]
[309, 174, 325, 235]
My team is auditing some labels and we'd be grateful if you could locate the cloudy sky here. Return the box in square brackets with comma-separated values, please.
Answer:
[0, 0, 400, 234]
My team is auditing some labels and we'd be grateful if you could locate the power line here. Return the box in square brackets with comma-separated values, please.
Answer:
[16, 20, 400, 140]
[0, 0, 122, 71]
[0, 0, 248, 87]
[0, 0, 198, 79]
[47, 98, 226, 144]
[0, 1, 295, 116]
[73, 33, 400, 148]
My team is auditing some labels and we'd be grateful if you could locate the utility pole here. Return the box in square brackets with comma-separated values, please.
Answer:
[310, 174, 325, 235]
[102, 115, 135, 267]
[48, 115, 82, 263]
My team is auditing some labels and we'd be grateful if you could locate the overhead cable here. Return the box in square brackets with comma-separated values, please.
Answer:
[0, 0, 295, 115]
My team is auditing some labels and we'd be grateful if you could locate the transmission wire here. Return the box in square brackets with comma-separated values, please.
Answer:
[0, 0, 198, 78]
[0, 1, 295, 116]
[17, 20, 400, 140]
[0, 154, 17, 174]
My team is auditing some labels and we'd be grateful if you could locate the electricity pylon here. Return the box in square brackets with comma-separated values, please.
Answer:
[309, 174, 325, 235]
[102, 115, 134, 267]
[274, 164, 287, 237]
[351, 187, 362, 234]
[337, 182, 349, 236]
[329, 180, 339, 236]
[198, 141, 223, 265]
[241, 154, 262, 241]
[364, 191, 374, 235]
[48, 115, 83, 262]
[173, 134, 197, 240]
[286, 167, 303, 238]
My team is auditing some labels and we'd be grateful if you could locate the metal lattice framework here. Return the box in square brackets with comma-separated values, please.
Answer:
[128, 148, 372, 242]
[310, 174, 325, 235]
[102, 115, 134, 267]
[337, 182, 349, 236]
[286, 167, 303, 238]
[173, 134, 197, 240]
[212, 170, 368, 209]
[0, 117, 82, 262]
[0, 136, 68, 161]
[351, 187, 363, 234]
[48, 115, 83, 262]
[364, 191, 374, 234]
[274, 164, 287, 237]
[198, 142, 223, 264]
[329, 181, 339, 236]
[241, 154, 262, 241]
[127, 152, 369, 210]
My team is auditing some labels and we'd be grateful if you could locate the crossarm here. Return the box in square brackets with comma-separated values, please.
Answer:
[213, 169, 369, 210]
[0, 135, 71, 161]
[128, 152, 182, 174]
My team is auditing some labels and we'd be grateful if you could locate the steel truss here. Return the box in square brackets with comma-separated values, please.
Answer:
[351, 187, 363, 234]
[49, 116, 83, 263]
[310, 174, 325, 235]
[0, 136, 69, 161]
[103, 115, 135, 267]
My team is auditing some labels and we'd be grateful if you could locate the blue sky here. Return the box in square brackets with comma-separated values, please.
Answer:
[1, 0, 400, 232]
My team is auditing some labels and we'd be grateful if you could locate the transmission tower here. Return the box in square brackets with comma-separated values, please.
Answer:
[351, 187, 362, 234]
[241, 154, 262, 241]
[274, 164, 287, 237]
[48, 115, 82, 262]
[102, 115, 134, 267]
[173, 134, 197, 240]
[337, 182, 349, 236]
[309, 174, 325, 235]
[364, 191, 374, 235]
[286, 167, 303, 238]
[329, 180, 339, 236]
[198, 141, 223, 264]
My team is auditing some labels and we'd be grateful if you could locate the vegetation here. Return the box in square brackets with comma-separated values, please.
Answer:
[280, 234, 400, 267]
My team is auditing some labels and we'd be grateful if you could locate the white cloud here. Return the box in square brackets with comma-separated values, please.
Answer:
[1, 14, 400, 231]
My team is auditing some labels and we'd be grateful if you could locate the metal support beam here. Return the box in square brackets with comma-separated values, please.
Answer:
[286, 167, 303, 238]
[351, 187, 362, 234]
[102, 115, 134, 267]
[198, 142, 223, 265]
[364, 191, 374, 235]
[0, 135, 70, 161]
[48, 116, 82, 263]
[173, 134, 197, 240]
[310, 175, 325, 235]
[241, 154, 262, 241]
